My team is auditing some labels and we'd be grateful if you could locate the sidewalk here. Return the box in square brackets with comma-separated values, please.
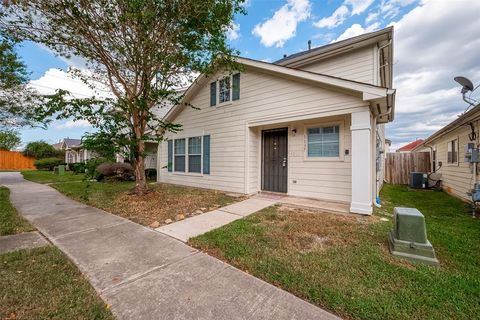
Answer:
[0, 172, 340, 320]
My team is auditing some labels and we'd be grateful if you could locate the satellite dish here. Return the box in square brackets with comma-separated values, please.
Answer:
[454, 76, 474, 92]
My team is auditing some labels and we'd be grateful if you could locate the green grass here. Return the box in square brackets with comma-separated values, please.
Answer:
[0, 187, 34, 236]
[0, 246, 113, 320]
[22, 170, 86, 184]
[190, 185, 480, 320]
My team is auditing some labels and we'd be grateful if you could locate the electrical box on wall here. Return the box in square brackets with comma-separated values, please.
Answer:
[464, 143, 480, 163]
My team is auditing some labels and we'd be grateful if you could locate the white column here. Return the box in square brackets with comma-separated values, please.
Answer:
[350, 110, 373, 215]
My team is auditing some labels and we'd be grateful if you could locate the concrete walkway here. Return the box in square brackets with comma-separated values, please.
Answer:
[156, 198, 276, 242]
[0, 172, 339, 320]
[0, 231, 49, 254]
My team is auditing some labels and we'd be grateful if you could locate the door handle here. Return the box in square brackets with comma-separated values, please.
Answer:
[282, 158, 287, 167]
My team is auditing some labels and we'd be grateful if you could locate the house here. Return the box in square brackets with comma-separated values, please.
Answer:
[157, 27, 396, 215]
[413, 104, 480, 202]
[396, 139, 426, 153]
[52, 138, 95, 164]
[385, 138, 392, 153]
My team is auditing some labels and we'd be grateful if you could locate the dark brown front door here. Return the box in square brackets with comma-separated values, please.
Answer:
[262, 128, 288, 193]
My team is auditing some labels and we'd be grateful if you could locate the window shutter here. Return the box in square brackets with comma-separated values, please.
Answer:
[232, 73, 240, 101]
[167, 140, 173, 172]
[203, 135, 210, 174]
[210, 82, 216, 106]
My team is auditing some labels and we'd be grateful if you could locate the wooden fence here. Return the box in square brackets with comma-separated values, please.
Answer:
[0, 150, 36, 170]
[385, 152, 431, 185]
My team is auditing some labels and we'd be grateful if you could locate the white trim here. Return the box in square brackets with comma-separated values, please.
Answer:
[171, 135, 207, 176]
[304, 121, 345, 162]
[446, 137, 459, 166]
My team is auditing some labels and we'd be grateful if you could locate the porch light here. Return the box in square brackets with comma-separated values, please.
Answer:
[292, 128, 297, 136]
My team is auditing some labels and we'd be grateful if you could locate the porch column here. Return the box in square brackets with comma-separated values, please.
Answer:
[350, 110, 373, 214]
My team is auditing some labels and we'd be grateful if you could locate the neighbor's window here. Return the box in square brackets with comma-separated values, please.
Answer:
[188, 137, 202, 173]
[447, 139, 458, 164]
[219, 77, 231, 103]
[174, 138, 186, 172]
[307, 125, 340, 157]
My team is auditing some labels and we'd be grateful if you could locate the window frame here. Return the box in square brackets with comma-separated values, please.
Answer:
[173, 138, 186, 173]
[211, 73, 240, 107]
[447, 138, 459, 166]
[172, 136, 205, 176]
[304, 121, 344, 162]
[187, 136, 202, 173]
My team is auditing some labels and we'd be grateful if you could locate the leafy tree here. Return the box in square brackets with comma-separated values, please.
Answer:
[1, 0, 245, 194]
[0, 130, 21, 150]
[23, 141, 59, 159]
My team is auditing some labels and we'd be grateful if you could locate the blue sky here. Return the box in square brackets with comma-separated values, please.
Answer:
[16, 0, 480, 150]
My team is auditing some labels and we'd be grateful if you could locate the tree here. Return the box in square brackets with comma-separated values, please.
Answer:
[1, 1, 245, 194]
[23, 141, 59, 159]
[0, 130, 20, 150]
[0, 32, 46, 128]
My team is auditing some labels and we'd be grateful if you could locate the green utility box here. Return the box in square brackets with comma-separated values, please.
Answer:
[54, 165, 65, 176]
[388, 207, 439, 266]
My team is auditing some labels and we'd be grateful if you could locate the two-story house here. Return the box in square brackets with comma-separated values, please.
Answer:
[157, 27, 396, 215]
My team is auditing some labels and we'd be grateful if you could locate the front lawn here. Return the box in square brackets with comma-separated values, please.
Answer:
[0, 187, 34, 236]
[0, 246, 113, 320]
[22, 171, 241, 227]
[190, 184, 480, 320]
[22, 170, 86, 184]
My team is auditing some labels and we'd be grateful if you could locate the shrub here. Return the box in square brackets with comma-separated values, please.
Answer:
[85, 157, 110, 179]
[71, 163, 86, 174]
[23, 141, 60, 159]
[95, 162, 134, 182]
[34, 158, 65, 171]
[145, 168, 157, 180]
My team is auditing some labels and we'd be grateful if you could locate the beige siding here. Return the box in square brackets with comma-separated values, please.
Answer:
[159, 68, 368, 202]
[430, 122, 479, 202]
[300, 47, 375, 84]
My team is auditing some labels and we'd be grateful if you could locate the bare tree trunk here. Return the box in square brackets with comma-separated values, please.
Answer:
[134, 139, 148, 194]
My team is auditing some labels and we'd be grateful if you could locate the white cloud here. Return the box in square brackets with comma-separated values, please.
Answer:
[54, 119, 92, 130]
[28, 68, 109, 99]
[314, 0, 374, 30]
[331, 22, 380, 42]
[226, 22, 241, 41]
[345, 0, 375, 15]
[365, 11, 379, 24]
[386, 0, 480, 145]
[252, 0, 311, 47]
[314, 5, 349, 29]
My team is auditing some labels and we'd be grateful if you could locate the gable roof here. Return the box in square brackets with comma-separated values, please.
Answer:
[275, 27, 393, 66]
[164, 56, 396, 123]
[63, 138, 82, 148]
[397, 139, 424, 152]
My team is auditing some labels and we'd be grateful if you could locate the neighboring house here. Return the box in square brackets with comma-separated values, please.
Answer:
[396, 139, 426, 153]
[385, 138, 392, 153]
[157, 27, 396, 215]
[413, 104, 480, 202]
[53, 138, 95, 164]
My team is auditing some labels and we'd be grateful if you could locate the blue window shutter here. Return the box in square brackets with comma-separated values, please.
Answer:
[210, 82, 216, 106]
[167, 140, 173, 172]
[232, 73, 240, 101]
[203, 135, 210, 174]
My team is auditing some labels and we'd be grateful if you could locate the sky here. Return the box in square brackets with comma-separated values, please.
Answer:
[15, 0, 480, 150]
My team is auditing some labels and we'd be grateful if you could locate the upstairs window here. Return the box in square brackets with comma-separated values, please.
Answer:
[210, 73, 240, 106]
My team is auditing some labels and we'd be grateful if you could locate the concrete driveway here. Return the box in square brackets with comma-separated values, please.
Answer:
[0, 172, 339, 320]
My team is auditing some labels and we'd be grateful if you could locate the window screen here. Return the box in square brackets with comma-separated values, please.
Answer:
[188, 137, 202, 173]
[174, 138, 186, 172]
[307, 125, 340, 157]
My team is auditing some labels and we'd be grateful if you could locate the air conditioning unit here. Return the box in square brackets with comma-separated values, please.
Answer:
[409, 172, 427, 189]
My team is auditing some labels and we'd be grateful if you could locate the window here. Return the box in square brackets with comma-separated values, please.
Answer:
[219, 77, 230, 103]
[67, 152, 74, 163]
[174, 139, 186, 172]
[447, 139, 458, 164]
[79, 150, 84, 163]
[210, 73, 240, 106]
[307, 125, 340, 157]
[168, 135, 210, 174]
[188, 137, 202, 173]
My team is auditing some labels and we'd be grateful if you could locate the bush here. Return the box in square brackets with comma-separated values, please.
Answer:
[24, 141, 60, 159]
[145, 168, 157, 180]
[34, 158, 65, 171]
[85, 157, 110, 179]
[95, 162, 134, 182]
[71, 163, 86, 174]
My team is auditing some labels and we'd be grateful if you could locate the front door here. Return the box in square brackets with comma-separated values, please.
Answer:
[262, 128, 288, 193]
